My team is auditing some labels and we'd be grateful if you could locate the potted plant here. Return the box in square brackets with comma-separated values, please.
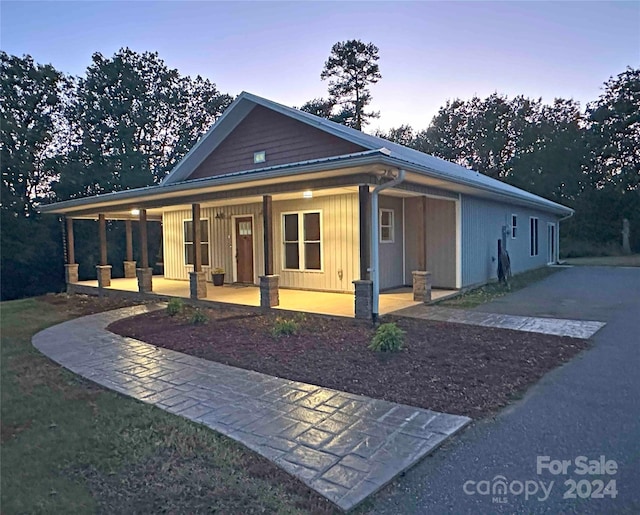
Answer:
[211, 267, 225, 286]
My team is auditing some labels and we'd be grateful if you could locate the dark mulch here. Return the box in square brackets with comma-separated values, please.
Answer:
[39, 292, 149, 316]
[109, 306, 590, 419]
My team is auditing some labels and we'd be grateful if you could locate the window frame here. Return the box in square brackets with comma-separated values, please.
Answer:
[281, 209, 323, 272]
[379, 208, 395, 243]
[511, 214, 518, 239]
[529, 216, 539, 257]
[183, 218, 210, 267]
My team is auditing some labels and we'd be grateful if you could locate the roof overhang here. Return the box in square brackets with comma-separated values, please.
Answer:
[39, 149, 573, 218]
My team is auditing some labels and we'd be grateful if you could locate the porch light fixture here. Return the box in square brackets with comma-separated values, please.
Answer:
[303, 190, 313, 199]
[130, 209, 140, 216]
[214, 212, 226, 220]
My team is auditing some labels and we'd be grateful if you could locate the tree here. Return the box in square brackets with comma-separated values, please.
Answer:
[299, 97, 336, 119]
[1, 52, 69, 299]
[374, 125, 415, 147]
[320, 40, 381, 130]
[55, 48, 232, 200]
[1, 51, 69, 216]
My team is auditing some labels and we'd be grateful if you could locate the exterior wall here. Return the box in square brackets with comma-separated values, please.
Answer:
[162, 192, 360, 292]
[378, 195, 404, 290]
[163, 204, 264, 283]
[404, 197, 457, 289]
[273, 193, 360, 292]
[188, 105, 364, 180]
[461, 195, 559, 287]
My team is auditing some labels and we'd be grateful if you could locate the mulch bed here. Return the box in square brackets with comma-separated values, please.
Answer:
[108, 306, 590, 419]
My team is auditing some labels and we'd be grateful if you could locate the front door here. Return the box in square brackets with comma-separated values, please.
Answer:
[235, 217, 254, 283]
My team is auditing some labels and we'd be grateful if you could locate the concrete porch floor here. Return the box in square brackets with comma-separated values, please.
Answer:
[75, 277, 457, 317]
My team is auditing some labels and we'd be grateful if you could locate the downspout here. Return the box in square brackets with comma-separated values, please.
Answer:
[371, 168, 406, 322]
[557, 210, 574, 263]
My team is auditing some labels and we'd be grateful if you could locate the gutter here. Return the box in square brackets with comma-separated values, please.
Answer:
[371, 168, 406, 322]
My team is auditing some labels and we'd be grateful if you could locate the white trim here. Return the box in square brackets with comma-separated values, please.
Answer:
[379, 208, 395, 243]
[281, 209, 324, 273]
[455, 195, 462, 289]
[182, 217, 210, 267]
[511, 213, 518, 239]
[231, 214, 256, 283]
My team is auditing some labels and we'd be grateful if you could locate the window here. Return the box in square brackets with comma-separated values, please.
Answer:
[184, 219, 210, 266]
[380, 209, 394, 243]
[529, 217, 539, 256]
[282, 211, 322, 270]
[511, 214, 518, 238]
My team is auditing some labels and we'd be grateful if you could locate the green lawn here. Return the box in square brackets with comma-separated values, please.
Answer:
[0, 297, 335, 514]
[562, 254, 640, 267]
[437, 266, 559, 309]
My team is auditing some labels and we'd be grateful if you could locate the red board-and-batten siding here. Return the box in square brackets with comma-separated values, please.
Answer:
[186, 105, 365, 180]
[162, 104, 364, 292]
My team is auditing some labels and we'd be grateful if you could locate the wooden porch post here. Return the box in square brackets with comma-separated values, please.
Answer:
[123, 219, 136, 278]
[192, 203, 202, 273]
[189, 203, 206, 299]
[263, 195, 273, 276]
[136, 209, 152, 292]
[358, 185, 370, 280]
[96, 214, 111, 287]
[417, 196, 427, 270]
[64, 217, 78, 284]
[260, 194, 278, 307]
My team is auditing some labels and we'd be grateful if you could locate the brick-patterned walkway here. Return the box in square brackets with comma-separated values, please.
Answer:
[33, 305, 470, 511]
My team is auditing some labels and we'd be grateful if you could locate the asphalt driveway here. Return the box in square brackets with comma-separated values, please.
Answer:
[370, 266, 640, 514]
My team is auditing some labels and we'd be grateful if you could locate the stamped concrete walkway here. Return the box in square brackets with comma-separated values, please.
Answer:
[32, 305, 470, 511]
[395, 305, 605, 339]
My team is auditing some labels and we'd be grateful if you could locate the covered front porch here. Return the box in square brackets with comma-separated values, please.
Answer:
[74, 276, 457, 317]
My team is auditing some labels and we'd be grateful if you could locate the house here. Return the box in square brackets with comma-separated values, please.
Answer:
[40, 92, 573, 319]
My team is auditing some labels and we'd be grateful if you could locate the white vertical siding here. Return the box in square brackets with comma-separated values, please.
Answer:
[273, 193, 359, 292]
[162, 193, 359, 292]
[461, 195, 560, 287]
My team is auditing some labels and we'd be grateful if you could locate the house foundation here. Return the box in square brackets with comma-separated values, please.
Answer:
[123, 260, 137, 278]
[136, 267, 153, 293]
[412, 271, 432, 302]
[260, 275, 279, 307]
[353, 280, 373, 319]
[189, 271, 207, 299]
[96, 265, 112, 288]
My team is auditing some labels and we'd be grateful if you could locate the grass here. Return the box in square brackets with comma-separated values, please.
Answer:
[562, 254, 640, 267]
[0, 296, 335, 514]
[437, 266, 559, 309]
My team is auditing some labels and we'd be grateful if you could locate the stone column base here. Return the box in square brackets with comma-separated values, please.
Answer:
[65, 263, 79, 284]
[353, 279, 373, 319]
[136, 267, 153, 293]
[189, 271, 207, 299]
[96, 265, 112, 288]
[260, 275, 279, 307]
[412, 270, 432, 303]
[123, 260, 137, 278]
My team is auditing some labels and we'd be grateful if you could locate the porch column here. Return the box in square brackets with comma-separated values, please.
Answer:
[354, 185, 372, 319]
[136, 209, 152, 293]
[412, 196, 431, 302]
[96, 214, 111, 288]
[64, 217, 78, 284]
[123, 219, 136, 278]
[260, 194, 279, 307]
[189, 203, 207, 299]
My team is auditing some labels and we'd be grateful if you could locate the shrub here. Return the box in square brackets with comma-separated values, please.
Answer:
[369, 323, 405, 352]
[190, 309, 208, 325]
[166, 298, 184, 316]
[271, 317, 299, 337]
